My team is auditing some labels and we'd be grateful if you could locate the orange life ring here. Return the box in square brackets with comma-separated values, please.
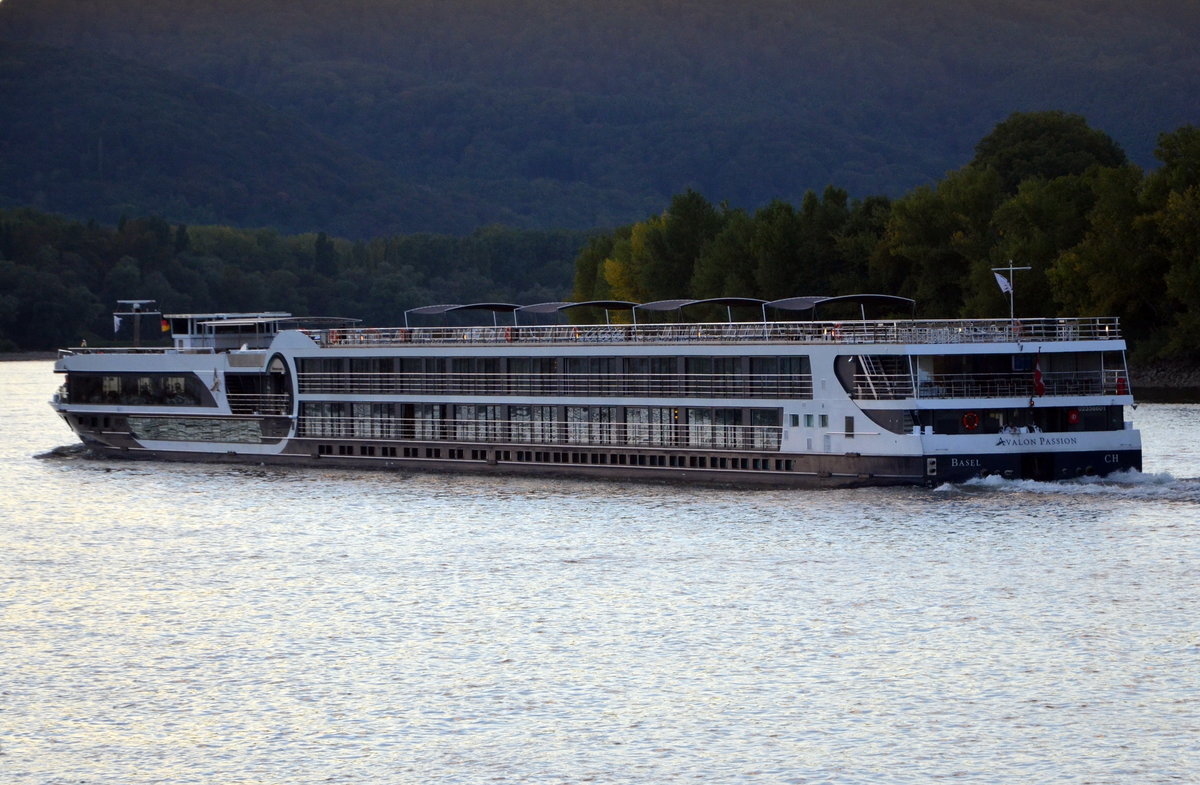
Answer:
[961, 412, 980, 431]
[1067, 409, 1080, 425]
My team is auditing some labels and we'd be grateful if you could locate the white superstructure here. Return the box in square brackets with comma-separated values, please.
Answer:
[51, 298, 1142, 486]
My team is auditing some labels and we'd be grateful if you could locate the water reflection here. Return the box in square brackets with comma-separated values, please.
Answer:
[2, 362, 1198, 784]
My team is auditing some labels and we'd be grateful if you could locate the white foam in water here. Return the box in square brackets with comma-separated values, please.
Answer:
[938, 468, 1200, 503]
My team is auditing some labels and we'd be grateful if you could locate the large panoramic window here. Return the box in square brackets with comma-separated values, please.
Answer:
[68, 373, 208, 407]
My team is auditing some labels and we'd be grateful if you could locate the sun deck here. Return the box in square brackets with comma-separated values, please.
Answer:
[303, 317, 1122, 349]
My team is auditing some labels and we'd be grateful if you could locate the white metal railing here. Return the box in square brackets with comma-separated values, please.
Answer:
[852, 369, 1131, 400]
[296, 371, 813, 399]
[301, 317, 1122, 348]
[226, 393, 292, 415]
[59, 347, 215, 357]
[298, 415, 783, 451]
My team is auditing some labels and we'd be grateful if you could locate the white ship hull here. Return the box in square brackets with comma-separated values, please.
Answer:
[52, 312, 1143, 487]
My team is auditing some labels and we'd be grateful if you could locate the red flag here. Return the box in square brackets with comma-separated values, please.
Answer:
[1033, 351, 1045, 397]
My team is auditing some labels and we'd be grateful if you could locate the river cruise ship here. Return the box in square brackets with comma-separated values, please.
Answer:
[51, 296, 1142, 486]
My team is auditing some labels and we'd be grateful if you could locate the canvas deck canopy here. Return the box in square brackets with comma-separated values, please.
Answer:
[402, 294, 916, 326]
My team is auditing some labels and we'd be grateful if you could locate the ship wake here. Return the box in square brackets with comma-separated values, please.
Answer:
[935, 469, 1200, 503]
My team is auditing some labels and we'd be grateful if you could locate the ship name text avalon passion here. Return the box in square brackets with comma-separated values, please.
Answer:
[51, 295, 1143, 486]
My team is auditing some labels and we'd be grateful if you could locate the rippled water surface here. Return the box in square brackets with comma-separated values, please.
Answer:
[2, 361, 1197, 784]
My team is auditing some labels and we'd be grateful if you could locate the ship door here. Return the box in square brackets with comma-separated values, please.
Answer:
[267, 354, 294, 414]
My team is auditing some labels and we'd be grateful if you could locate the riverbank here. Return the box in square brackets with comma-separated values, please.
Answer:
[0, 352, 58, 361]
[1129, 359, 1200, 402]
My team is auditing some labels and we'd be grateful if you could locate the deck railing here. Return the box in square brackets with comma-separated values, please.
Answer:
[58, 347, 215, 357]
[302, 317, 1122, 348]
[297, 371, 814, 399]
[852, 369, 1130, 400]
[226, 393, 292, 415]
[298, 415, 783, 451]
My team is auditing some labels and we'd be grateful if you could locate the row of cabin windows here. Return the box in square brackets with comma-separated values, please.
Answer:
[296, 355, 813, 399]
[299, 355, 809, 375]
[299, 402, 782, 450]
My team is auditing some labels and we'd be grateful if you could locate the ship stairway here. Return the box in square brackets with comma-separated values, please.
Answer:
[858, 355, 913, 400]
[859, 355, 883, 399]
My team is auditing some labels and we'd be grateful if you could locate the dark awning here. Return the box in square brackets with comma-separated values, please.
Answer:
[404, 302, 521, 326]
[557, 300, 639, 312]
[635, 299, 695, 311]
[516, 301, 575, 314]
[765, 296, 829, 312]
[405, 303, 462, 317]
[685, 297, 768, 309]
[767, 294, 915, 319]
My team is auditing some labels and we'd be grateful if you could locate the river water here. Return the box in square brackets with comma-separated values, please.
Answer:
[1, 360, 1197, 784]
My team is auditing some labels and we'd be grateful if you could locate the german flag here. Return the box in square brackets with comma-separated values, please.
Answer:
[161, 318, 171, 333]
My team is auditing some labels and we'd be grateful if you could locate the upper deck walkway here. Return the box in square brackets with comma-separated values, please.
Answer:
[304, 317, 1123, 350]
[56, 316, 1124, 358]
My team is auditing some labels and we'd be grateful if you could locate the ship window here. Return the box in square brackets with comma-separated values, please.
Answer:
[751, 409, 782, 450]
[845, 416, 855, 438]
[686, 408, 713, 447]
[69, 372, 207, 407]
[590, 406, 618, 444]
[566, 406, 589, 444]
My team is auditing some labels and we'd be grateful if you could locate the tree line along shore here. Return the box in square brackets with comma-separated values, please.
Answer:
[3, 112, 1200, 397]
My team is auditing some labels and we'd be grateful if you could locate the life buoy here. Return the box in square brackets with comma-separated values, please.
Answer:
[1067, 409, 1080, 425]
[504, 327, 513, 343]
[961, 412, 980, 431]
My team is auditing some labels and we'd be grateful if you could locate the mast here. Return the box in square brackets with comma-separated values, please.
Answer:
[991, 262, 1031, 323]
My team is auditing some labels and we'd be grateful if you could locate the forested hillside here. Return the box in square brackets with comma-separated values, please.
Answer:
[5, 112, 1199, 362]
[0, 213, 587, 351]
[575, 114, 1200, 361]
[2, 0, 1199, 235]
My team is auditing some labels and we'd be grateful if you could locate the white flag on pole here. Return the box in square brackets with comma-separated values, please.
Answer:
[994, 271, 1013, 294]
[113, 314, 123, 335]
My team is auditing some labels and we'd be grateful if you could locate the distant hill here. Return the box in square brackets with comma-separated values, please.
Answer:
[3, 0, 1199, 235]
[0, 42, 511, 235]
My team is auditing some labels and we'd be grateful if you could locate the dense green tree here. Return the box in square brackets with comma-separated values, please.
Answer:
[313, 231, 337, 276]
[571, 233, 617, 303]
[972, 111, 1128, 195]
[632, 190, 724, 301]
[691, 209, 755, 298]
[970, 174, 1096, 319]
[877, 167, 1003, 316]
[831, 195, 890, 294]
[0, 207, 587, 349]
[1149, 127, 1200, 357]
[750, 200, 803, 296]
[1043, 166, 1160, 338]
